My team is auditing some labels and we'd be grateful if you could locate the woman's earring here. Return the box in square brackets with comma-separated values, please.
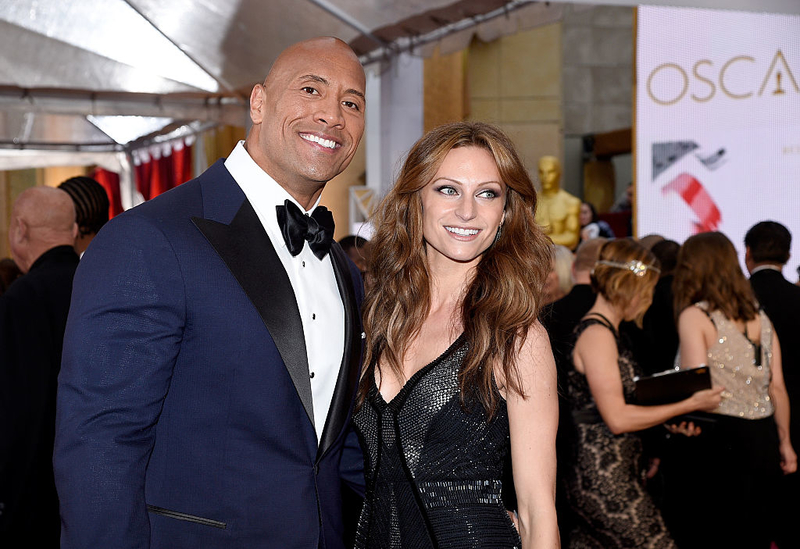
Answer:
[493, 222, 503, 244]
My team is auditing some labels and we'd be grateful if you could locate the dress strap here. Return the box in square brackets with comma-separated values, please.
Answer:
[693, 302, 716, 328]
[581, 312, 618, 338]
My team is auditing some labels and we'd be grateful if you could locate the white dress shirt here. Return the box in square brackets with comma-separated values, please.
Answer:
[225, 141, 345, 441]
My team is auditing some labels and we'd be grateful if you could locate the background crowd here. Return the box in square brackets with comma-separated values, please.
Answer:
[0, 37, 798, 549]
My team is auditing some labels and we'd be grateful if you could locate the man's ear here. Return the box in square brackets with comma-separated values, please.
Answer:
[12, 217, 28, 244]
[249, 83, 266, 125]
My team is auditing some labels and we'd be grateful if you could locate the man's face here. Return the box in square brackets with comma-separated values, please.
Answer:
[538, 157, 560, 192]
[247, 38, 366, 202]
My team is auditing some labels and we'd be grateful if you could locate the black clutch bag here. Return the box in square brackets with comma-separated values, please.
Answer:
[634, 366, 712, 405]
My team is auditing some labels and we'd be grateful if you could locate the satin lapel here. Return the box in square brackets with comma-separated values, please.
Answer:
[317, 243, 362, 460]
[192, 200, 315, 429]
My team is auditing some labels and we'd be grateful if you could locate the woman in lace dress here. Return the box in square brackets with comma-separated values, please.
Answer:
[666, 231, 796, 549]
[352, 122, 559, 548]
[564, 239, 723, 548]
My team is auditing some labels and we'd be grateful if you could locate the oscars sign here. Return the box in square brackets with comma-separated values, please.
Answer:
[636, 6, 800, 274]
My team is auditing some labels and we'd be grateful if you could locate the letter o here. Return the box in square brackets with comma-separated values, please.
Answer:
[647, 63, 689, 106]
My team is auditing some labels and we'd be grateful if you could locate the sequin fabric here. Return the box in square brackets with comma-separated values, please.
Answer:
[352, 336, 521, 549]
[564, 317, 676, 549]
[682, 302, 774, 419]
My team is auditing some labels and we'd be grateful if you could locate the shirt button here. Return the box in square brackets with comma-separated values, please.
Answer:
[312, 313, 316, 320]
[302, 261, 306, 267]
[310, 371, 315, 379]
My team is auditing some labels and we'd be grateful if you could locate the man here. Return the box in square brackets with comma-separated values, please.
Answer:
[744, 220, 800, 549]
[0, 187, 79, 546]
[533, 156, 581, 249]
[57, 176, 110, 256]
[338, 234, 370, 276]
[54, 37, 367, 549]
[539, 236, 605, 547]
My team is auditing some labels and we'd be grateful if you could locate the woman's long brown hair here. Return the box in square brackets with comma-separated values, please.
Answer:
[673, 231, 758, 321]
[358, 122, 552, 417]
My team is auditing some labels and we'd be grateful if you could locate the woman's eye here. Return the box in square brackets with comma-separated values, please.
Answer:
[478, 189, 499, 199]
[437, 186, 458, 196]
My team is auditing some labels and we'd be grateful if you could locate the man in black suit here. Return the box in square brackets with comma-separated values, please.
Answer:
[54, 37, 366, 549]
[0, 187, 79, 546]
[745, 220, 800, 549]
[540, 236, 606, 546]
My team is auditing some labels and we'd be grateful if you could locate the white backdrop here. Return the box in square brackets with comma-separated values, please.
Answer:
[635, 6, 800, 276]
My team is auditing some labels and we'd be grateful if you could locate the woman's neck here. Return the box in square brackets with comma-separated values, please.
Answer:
[588, 294, 624, 329]
[426, 256, 475, 317]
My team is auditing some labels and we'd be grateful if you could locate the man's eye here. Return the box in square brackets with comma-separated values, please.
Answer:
[343, 101, 360, 111]
[301, 87, 319, 95]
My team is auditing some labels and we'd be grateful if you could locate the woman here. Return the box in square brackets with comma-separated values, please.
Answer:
[565, 239, 723, 549]
[667, 231, 796, 549]
[353, 122, 559, 548]
[578, 201, 614, 246]
[542, 245, 575, 306]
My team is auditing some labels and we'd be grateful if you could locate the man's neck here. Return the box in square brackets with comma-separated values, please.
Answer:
[750, 263, 783, 275]
[573, 272, 591, 285]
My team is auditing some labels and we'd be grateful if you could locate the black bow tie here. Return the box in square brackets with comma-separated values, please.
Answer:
[276, 199, 335, 259]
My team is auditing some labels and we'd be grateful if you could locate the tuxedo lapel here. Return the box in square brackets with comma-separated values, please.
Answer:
[317, 243, 362, 460]
[192, 199, 315, 429]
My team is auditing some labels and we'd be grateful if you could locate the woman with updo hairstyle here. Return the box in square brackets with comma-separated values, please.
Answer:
[665, 231, 796, 549]
[352, 121, 559, 548]
[563, 239, 723, 548]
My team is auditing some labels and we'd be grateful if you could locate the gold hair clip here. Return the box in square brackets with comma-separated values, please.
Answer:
[595, 259, 660, 277]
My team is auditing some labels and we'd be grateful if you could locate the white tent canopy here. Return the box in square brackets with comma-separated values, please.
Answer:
[1, 0, 797, 154]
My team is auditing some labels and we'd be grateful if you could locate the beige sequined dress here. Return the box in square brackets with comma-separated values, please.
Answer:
[695, 302, 774, 419]
[665, 302, 782, 549]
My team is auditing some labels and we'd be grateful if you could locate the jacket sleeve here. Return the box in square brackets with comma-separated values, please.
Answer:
[54, 213, 185, 549]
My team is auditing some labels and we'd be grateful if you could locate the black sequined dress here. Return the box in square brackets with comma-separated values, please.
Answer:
[352, 336, 521, 549]
[564, 315, 676, 549]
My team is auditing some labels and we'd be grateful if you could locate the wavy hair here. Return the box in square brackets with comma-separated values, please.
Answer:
[359, 122, 552, 417]
[590, 239, 660, 327]
[673, 231, 757, 321]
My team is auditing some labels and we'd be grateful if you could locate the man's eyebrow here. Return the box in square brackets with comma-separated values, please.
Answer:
[300, 74, 365, 101]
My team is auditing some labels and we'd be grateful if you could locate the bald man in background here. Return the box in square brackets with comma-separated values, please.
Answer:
[0, 187, 79, 547]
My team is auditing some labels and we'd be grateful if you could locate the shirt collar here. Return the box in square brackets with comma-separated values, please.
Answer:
[224, 140, 322, 248]
[750, 264, 782, 275]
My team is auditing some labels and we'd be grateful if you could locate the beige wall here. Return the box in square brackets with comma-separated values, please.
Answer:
[467, 22, 564, 187]
[42, 166, 88, 188]
[424, 46, 468, 133]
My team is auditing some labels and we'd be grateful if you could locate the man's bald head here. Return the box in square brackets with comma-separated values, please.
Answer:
[264, 37, 364, 92]
[9, 187, 78, 272]
[573, 237, 608, 284]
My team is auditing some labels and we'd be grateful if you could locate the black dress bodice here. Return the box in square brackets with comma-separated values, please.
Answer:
[352, 337, 521, 548]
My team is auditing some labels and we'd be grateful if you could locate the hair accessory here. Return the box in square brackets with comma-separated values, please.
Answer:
[595, 259, 660, 277]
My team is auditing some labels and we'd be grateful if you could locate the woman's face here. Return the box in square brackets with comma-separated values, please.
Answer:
[421, 146, 506, 269]
[579, 203, 593, 227]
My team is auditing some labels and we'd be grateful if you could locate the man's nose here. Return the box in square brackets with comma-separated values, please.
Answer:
[316, 97, 345, 128]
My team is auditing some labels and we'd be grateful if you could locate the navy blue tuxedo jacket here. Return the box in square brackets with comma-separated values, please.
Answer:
[54, 160, 365, 548]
